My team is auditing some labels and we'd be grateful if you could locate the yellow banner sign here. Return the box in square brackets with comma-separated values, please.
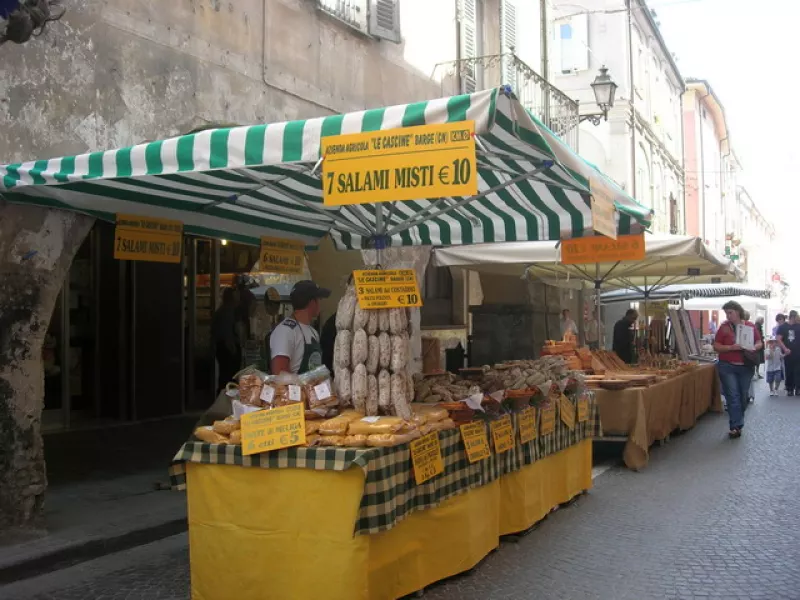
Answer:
[410, 432, 444, 485]
[353, 269, 422, 309]
[577, 396, 589, 423]
[561, 233, 645, 265]
[114, 214, 183, 263]
[490, 415, 515, 454]
[241, 403, 306, 456]
[321, 121, 478, 206]
[259, 236, 305, 275]
[540, 404, 556, 436]
[459, 421, 491, 464]
[518, 407, 538, 444]
[559, 394, 576, 431]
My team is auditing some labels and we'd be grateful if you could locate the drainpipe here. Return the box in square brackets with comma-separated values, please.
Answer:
[455, 0, 463, 93]
[540, 0, 549, 81]
[626, 0, 637, 198]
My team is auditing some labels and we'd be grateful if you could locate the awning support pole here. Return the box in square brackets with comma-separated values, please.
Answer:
[595, 263, 602, 349]
[386, 163, 553, 237]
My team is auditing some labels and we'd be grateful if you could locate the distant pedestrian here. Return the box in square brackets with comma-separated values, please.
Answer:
[765, 338, 784, 396]
[776, 310, 800, 396]
[772, 313, 786, 338]
[613, 309, 638, 364]
[754, 317, 765, 379]
[713, 300, 762, 439]
[560, 309, 578, 340]
[585, 308, 603, 350]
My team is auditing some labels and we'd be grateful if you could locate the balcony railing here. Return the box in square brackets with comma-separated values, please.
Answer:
[433, 53, 580, 151]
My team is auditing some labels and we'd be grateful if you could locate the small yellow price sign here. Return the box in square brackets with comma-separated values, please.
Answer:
[540, 403, 556, 436]
[559, 394, 576, 431]
[259, 236, 305, 275]
[114, 214, 183, 264]
[459, 421, 490, 463]
[409, 432, 444, 485]
[353, 269, 422, 309]
[490, 414, 515, 454]
[518, 407, 538, 444]
[577, 396, 589, 423]
[241, 403, 306, 456]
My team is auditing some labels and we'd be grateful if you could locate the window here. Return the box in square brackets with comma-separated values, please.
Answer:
[316, 0, 401, 42]
[460, 0, 485, 92]
[500, 0, 518, 87]
[554, 13, 588, 74]
[421, 266, 454, 327]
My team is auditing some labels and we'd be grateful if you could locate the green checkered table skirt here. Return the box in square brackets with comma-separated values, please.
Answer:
[169, 394, 602, 535]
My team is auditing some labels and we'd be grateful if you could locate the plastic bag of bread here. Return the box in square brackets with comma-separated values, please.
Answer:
[306, 421, 321, 436]
[429, 418, 455, 432]
[318, 434, 348, 447]
[301, 366, 338, 409]
[336, 290, 357, 331]
[194, 426, 229, 444]
[412, 404, 449, 423]
[238, 372, 266, 406]
[304, 434, 322, 447]
[318, 411, 364, 435]
[271, 373, 305, 407]
[212, 417, 241, 436]
[305, 407, 339, 420]
[366, 430, 421, 447]
[343, 434, 369, 447]
[347, 415, 415, 436]
[229, 430, 242, 444]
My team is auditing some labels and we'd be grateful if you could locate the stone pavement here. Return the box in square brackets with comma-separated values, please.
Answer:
[4, 380, 800, 599]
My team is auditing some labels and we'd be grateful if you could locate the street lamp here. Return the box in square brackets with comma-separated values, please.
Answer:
[580, 66, 618, 126]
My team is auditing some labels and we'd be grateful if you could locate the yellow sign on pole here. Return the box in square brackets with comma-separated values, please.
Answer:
[459, 421, 491, 464]
[259, 236, 305, 275]
[518, 407, 538, 444]
[559, 394, 576, 431]
[577, 396, 589, 423]
[321, 121, 478, 206]
[540, 403, 556, 436]
[114, 214, 183, 263]
[490, 414, 515, 454]
[590, 176, 618, 240]
[560, 233, 645, 265]
[241, 403, 306, 456]
[409, 432, 444, 485]
[353, 269, 422, 309]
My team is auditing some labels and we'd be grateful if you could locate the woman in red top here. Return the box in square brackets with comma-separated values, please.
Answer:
[713, 300, 763, 438]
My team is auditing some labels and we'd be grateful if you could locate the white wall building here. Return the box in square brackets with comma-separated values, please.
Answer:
[548, 0, 685, 233]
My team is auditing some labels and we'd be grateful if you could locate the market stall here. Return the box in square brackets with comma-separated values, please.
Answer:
[2, 87, 657, 599]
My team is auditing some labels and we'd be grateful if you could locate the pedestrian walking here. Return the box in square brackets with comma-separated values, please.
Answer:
[776, 310, 800, 396]
[755, 316, 765, 379]
[772, 313, 786, 338]
[765, 338, 784, 396]
[713, 300, 762, 439]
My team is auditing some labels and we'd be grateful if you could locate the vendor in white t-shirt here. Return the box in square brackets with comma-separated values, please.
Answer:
[269, 280, 331, 375]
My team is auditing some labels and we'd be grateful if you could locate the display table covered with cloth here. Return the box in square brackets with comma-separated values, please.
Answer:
[170, 402, 601, 600]
[593, 364, 721, 470]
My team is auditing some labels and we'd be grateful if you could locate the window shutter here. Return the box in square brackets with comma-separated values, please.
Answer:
[369, 0, 401, 43]
[460, 0, 478, 93]
[559, 13, 589, 73]
[500, 0, 517, 88]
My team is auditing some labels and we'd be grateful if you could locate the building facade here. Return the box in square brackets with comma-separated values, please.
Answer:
[548, 0, 685, 233]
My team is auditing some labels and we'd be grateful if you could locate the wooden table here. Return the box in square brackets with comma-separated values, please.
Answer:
[593, 365, 721, 470]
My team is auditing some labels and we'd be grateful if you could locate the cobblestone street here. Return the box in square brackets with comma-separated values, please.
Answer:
[4, 381, 800, 600]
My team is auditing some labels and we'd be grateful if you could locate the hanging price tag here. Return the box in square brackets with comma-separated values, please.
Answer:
[459, 421, 490, 463]
[409, 432, 444, 485]
[577, 396, 589, 423]
[540, 403, 556, 436]
[490, 415, 515, 454]
[559, 394, 576, 431]
[519, 407, 538, 444]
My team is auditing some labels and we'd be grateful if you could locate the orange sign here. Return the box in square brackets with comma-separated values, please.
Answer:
[560, 233, 645, 265]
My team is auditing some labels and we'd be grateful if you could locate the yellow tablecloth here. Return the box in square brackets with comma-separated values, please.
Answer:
[594, 365, 721, 470]
[186, 439, 593, 600]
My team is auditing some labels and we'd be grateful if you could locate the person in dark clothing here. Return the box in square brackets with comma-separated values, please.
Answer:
[212, 287, 241, 393]
[234, 274, 257, 341]
[613, 309, 638, 364]
[777, 310, 800, 396]
[754, 316, 765, 379]
[320, 313, 337, 375]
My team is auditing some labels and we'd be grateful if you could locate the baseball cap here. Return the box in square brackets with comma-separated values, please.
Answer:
[290, 280, 331, 308]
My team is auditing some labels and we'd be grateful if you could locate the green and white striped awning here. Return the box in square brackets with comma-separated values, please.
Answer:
[0, 88, 652, 250]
